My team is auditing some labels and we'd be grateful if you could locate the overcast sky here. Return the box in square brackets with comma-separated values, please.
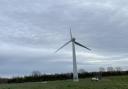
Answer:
[0, 0, 128, 78]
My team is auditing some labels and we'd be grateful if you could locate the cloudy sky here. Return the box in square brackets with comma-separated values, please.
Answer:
[0, 0, 128, 77]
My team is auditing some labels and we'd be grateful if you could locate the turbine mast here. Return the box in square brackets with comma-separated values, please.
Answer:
[72, 38, 79, 82]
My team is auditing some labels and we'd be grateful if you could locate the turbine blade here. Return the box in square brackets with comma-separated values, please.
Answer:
[74, 41, 91, 51]
[55, 40, 72, 53]
[70, 28, 73, 39]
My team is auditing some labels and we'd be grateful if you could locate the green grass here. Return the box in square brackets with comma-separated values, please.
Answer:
[0, 75, 128, 89]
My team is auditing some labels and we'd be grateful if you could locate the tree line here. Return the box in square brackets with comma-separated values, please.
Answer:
[0, 70, 128, 84]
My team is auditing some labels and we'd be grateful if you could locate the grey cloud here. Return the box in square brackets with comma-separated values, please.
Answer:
[0, 0, 128, 77]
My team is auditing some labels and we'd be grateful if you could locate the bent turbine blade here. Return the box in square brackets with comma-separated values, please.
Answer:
[74, 41, 91, 51]
[55, 40, 72, 53]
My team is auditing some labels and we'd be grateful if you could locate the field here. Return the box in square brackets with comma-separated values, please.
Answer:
[0, 75, 128, 89]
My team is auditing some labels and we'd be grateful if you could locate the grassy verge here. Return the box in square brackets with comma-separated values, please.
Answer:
[0, 75, 128, 89]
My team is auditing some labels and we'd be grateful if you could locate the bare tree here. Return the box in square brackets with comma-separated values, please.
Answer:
[78, 69, 86, 73]
[99, 67, 105, 72]
[107, 67, 114, 72]
[32, 71, 42, 77]
[115, 67, 122, 72]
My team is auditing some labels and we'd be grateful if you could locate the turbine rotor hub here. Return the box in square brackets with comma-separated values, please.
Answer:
[72, 38, 76, 42]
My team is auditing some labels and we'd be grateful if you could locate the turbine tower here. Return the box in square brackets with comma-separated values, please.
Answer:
[55, 28, 91, 82]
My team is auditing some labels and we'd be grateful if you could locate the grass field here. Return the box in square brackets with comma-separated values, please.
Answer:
[0, 75, 128, 89]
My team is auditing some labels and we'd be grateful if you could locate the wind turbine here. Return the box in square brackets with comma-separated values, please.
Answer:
[55, 28, 91, 82]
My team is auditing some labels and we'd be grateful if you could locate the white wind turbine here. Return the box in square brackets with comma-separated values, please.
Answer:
[55, 29, 91, 82]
